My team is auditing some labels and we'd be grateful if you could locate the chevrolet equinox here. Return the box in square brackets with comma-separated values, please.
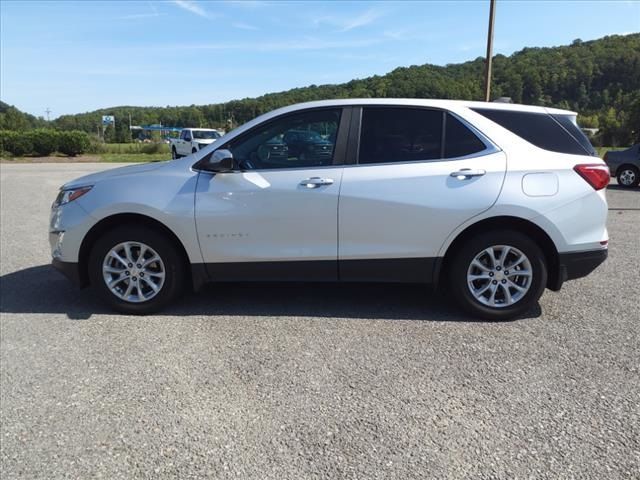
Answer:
[50, 99, 609, 320]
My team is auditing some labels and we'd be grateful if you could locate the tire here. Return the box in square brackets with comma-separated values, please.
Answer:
[616, 166, 640, 188]
[88, 225, 186, 314]
[192, 148, 197, 154]
[448, 230, 547, 321]
[171, 147, 179, 160]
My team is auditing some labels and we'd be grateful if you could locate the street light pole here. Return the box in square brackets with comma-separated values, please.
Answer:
[484, 0, 497, 102]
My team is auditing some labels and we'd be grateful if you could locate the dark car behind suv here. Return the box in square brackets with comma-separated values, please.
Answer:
[283, 130, 334, 165]
[604, 144, 640, 188]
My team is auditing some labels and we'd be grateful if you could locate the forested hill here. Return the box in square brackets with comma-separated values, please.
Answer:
[2, 33, 639, 145]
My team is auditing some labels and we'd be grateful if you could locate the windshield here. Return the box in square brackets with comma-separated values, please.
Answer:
[192, 130, 221, 140]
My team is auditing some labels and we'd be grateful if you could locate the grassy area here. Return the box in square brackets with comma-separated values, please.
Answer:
[98, 153, 170, 163]
[94, 142, 170, 155]
[596, 146, 629, 158]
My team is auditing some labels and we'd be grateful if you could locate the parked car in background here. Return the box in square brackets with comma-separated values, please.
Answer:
[170, 128, 222, 159]
[254, 136, 289, 165]
[282, 129, 334, 165]
[50, 99, 608, 321]
[604, 144, 640, 188]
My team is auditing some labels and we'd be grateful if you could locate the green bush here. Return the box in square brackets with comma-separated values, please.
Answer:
[57, 131, 91, 156]
[26, 129, 59, 156]
[0, 130, 33, 156]
[140, 142, 164, 154]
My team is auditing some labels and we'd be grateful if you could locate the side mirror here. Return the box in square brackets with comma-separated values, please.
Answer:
[207, 149, 237, 172]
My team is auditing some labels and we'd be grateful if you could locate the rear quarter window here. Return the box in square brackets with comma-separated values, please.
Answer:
[444, 113, 487, 158]
[472, 108, 592, 156]
[550, 114, 597, 156]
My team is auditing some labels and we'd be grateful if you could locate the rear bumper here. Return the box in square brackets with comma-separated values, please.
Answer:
[549, 248, 608, 290]
[52, 258, 86, 288]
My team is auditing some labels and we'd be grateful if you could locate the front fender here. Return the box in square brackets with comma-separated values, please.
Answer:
[76, 169, 203, 264]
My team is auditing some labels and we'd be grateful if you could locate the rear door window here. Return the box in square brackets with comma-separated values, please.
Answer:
[358, 107, 443, 164]
[472, 108, 590, 156]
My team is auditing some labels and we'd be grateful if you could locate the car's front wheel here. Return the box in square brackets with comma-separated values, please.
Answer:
[617, 166, 640, 188]
[448, 230, 547, 321]
[171, 147, 179, 160]
[88, 225, 186, 314]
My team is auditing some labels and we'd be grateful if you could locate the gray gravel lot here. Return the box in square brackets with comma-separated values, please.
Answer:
[1, 163, 639, 479]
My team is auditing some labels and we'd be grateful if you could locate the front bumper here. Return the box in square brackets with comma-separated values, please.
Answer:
[550, 248, 608, 290]
[52, 258, 86, 288]
[49, 199, 94, 263]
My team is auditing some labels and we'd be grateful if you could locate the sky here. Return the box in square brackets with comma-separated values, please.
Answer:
[1, 0, 639, 118]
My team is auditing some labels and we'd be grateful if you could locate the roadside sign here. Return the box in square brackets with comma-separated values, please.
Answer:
[102, 115, 115, 126]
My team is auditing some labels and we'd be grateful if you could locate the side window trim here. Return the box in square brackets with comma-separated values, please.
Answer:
[345, 106, 362, 166]
[351, 106, 499, 167]
[332, 106, 352, 166]
[440, 110, 447, 159]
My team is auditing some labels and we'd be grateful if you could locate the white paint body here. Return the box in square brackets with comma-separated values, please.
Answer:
[51, 99, 608, 279]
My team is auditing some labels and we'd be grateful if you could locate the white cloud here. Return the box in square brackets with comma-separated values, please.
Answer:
[314, 7, 384, 32]
[172, 0, 208, 18]
[340, 8, 383, 31]
[224, 1, 271, 9]
[168, 37, 381, 52]
[232, 22, 259, 30]
[119, 1, 165, 20]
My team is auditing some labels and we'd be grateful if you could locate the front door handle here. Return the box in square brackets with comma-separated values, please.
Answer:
[450, 168, 486, 180]
[300, 177, 334, 188]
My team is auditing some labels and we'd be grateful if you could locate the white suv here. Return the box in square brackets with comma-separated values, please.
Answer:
[50, 99, 609, 320]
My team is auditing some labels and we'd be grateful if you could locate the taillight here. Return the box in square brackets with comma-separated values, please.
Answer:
[574, 164, 610, 190]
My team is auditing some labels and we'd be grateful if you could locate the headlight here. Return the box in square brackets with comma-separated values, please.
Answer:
[53, 186, 92, 208]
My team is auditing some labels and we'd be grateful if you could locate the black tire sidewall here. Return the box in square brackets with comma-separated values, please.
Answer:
[88, 225, 185, 314]
[449, 230, 548, 321]
[617, 166, 640, 187]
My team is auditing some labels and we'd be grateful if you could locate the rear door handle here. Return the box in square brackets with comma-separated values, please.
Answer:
[300, 177, 334, 188]
[450, 168, 486, 179]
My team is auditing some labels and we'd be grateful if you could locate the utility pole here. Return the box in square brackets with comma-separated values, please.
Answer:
[45, 107, 51, 121]
[484, 0, 496, 102]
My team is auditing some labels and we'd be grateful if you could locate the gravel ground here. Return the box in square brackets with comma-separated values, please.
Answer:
[1, 163, 638, 479]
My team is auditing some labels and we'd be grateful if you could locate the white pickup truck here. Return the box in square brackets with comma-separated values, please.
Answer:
[170, 128, 222, 159]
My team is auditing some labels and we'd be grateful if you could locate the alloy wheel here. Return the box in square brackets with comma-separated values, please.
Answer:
[102, 241, 166, 303]
[466, 245, 533, 308]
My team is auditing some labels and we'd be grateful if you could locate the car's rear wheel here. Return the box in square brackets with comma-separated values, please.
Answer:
[192, 147, 197, 154]
[448, 230, 547, 321]
[617, 166, 639, 188]
[88, 225, 185, 314]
